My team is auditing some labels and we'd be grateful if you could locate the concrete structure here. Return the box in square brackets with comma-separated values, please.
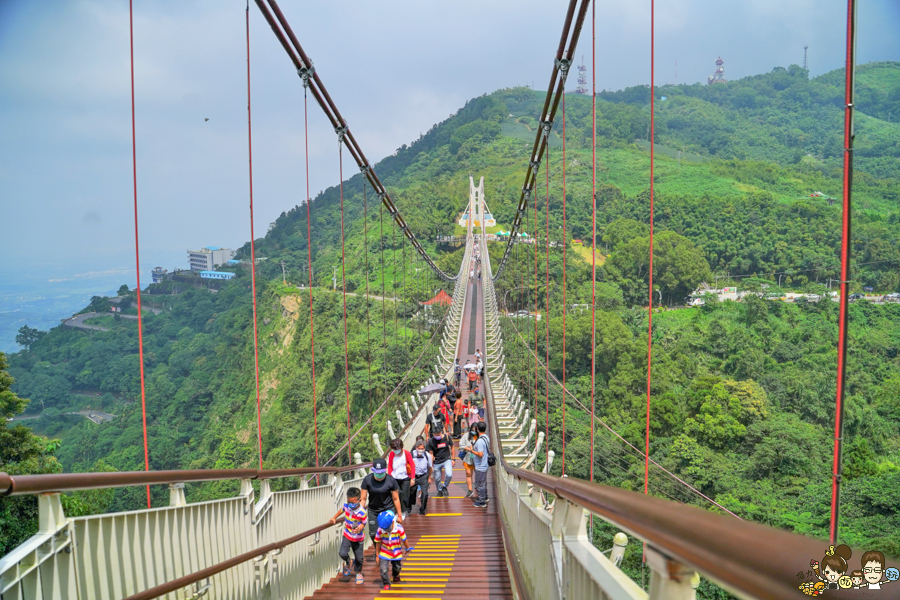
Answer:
[199, 270, 235, 281]
[187, 247, 234, 272]
[151, 267, 168, 284]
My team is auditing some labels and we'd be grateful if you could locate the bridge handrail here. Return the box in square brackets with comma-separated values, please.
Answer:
[0, 463, 370, 497]
[122, 517, 340, 600]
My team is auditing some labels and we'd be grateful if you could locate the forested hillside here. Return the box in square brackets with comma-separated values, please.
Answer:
[3, 61, 900, 575]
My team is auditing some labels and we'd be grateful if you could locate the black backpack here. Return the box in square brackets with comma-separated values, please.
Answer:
[483, 435, 496, 467]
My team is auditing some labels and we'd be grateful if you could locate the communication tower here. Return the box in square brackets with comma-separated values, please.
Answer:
[707, 56, 727, 85]
[576, 57, 588, 94]
[803, 45, 809, 71]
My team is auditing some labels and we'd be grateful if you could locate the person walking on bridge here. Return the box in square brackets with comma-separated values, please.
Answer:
[459, 423, 477, 499]
[328, 486, 366, 584]
[425, 404, 444, 439]
[374, 510, 409, 590]
[360, 458, 402, 548]
[388, 438, 414, 519]
[467, 422, 490, 508]
[409, 438, 433, 515]
[426, 424, 453, 498]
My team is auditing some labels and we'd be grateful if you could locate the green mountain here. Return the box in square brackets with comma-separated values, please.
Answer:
[3, 62, 900, 563]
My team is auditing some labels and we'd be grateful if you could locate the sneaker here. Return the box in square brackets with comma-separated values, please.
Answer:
[356, 573, 364, 585]
[383, 584, 391, 590]
[392, 575, 402, 583]
[465, 490, 473, 498]
[419, 509, 427, 515]
[473, 502, 487, 509]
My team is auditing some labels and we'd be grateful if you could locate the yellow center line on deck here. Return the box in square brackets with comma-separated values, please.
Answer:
[399, 578, 449, 582]
[389, 584, 447, 588]
[419, 535, 461, 538]
[425, 513, 463, 517]
[376, 596, 444, 599]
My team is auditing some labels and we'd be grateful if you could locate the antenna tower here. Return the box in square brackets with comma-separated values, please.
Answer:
[707, 56, 727, 85]
[803, 45, 809, 71]
[576, 56, 588, 94]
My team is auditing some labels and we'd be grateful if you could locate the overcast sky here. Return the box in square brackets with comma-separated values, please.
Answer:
[1, 0, 898, 283]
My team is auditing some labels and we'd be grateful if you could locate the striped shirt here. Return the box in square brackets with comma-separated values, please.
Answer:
[375, 523, 407, 561]
[342, 503, 366, 542]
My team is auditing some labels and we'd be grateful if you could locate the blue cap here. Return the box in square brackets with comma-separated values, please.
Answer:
[377, 510, 396, 530]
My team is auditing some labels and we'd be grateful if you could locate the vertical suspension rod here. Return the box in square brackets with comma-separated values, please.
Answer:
[246, 1, 264, 470]
[128, 0, 151, 509]
[830, 0, 857, 546]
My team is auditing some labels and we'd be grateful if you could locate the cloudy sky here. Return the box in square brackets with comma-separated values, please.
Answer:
[1, 0, 898, 283]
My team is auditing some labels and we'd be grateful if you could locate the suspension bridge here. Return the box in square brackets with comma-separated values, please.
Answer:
[1, 0, 889, 598]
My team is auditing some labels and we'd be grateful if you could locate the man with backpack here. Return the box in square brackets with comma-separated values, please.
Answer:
[466, 421, 491, 508]
[426, 424, 453, 498]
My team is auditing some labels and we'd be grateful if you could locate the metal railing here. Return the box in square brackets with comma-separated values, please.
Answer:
[0, 463, 369, 600]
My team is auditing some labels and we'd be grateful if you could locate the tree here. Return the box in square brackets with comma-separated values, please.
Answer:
[15, 325, 45, 349]
[89, 296, 110, 313]
[606, 230, 712, 305]
[0, 353, 62, 555]
[117, 285, 130, 296]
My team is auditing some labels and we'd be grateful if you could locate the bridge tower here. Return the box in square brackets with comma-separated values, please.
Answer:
[576, 56, 588, 94]
[707, 56, 727, 85]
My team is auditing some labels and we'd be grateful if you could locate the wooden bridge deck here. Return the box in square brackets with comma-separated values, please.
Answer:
[310, 470, 512, 599]
[312, 274, 513, 599]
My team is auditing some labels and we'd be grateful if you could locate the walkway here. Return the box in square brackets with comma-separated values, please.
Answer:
[312, 264, 512, 599]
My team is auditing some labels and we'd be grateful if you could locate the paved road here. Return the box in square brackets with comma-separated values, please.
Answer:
[72, 410, 117, 424]
[9, 410, 116, 424]
[63, 311, 159, 332]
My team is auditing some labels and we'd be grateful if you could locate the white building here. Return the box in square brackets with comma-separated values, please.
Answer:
[151, 267, 168, 283]
[187, 247, 235, 272]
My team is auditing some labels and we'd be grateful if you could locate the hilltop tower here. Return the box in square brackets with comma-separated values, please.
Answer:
[576, 57, 588, 94]
[803, 44, 809, 71]
[707, 56, 727, 85]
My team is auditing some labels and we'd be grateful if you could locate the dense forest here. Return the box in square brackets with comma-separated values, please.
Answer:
[3, 61, 900, 596]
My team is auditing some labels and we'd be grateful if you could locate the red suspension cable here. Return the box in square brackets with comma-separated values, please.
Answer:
[245, 1, 264, 472]
[590, 0, 597, 490]
[645, 0, 655, 500]
[339, 140, 352, 464]
[302, 82, 319, 473]
[128, 0, 151, 509]
[561, 91, 567, 475]
[830, 0, 857, 546]
[534, 175, 539, 430]
[363, 183, 372, 396]
[545, 144, 551, 465]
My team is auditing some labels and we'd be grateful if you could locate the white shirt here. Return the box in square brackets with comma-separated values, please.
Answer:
[390, 451, 408, 480]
